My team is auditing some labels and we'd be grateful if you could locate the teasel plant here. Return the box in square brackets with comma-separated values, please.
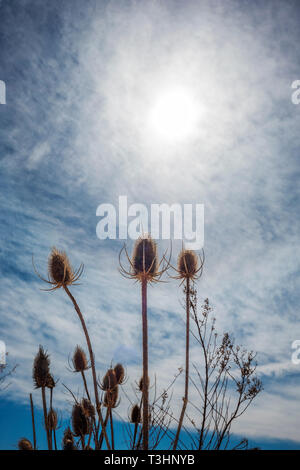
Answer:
[33, 248, 110, 449]
[119, 235, 170, 450]
[168, 248, 205, 450]
[32, 346, 54, 450]
[18, 438, 33, 451]
[98, 366, 123, 449]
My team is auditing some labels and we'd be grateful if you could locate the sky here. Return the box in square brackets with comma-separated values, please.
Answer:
[0, 0, 300, 450]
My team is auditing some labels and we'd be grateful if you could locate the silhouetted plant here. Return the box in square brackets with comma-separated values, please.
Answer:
[119, 235, 169, 450]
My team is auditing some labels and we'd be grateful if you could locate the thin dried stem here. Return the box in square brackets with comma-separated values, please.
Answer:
[173, 278, 190, 449]
[141, 278, 149, 450]
[63, 285, 110, 450]
[29, 393, 36, 450]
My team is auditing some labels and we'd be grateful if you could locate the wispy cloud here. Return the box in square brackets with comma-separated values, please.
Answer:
[1, 0, 300, 444]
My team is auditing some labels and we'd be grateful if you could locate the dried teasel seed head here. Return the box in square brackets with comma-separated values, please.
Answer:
[72, 403, 89, 437]
[72, 346, 89, 372]
[46, 373, 56, 389]
[18, 438, 33, 450]
[81, 398, 95, 418]
[47, 409, 58, 430]
[33, 345, 50, 389]
[130, 404, 141, 424]
[48, 247, 74, 286]
[132, 235, 158, 280]
[62, 427, 76, 450]
[62, 427, 75, 450]
[114, 363, 125, 384]
[101, 368, 117, 391]
[139, 375, 150, 392]
[177, 249, 198, 279]
[103, 386, 119, 408]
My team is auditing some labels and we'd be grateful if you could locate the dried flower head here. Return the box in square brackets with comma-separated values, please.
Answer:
[72, 403, 90, 437]
[47, 409, 58, 430]
[62, 427, 75, 450]
[132, 235, 158, 279]
[81, 398, 95, 418]
[114, 363, 125, 385]
[72, 346, 89, 372]
[18, 438, 33, 450]
[46, 373, 56, 389]
[33, 346, 50, 389]
[103, 387, 119, 408]
[130, 404, 141, 424]
[178, 250, 198, 278]
[101, 368, 117, 391]
[119, 235, 169, 284]
[169, 248, 204, 283]
[139, 375, 150, 392]
[33, 247, 83, 291]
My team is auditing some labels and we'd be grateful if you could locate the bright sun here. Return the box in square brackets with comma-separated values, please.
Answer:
[149, 87, 199, 141]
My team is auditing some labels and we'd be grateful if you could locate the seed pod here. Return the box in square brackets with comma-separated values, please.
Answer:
[46, 373, 56, 389]
[139, 375, 150, 392]
[47, 409, 58, 430]
[72, 346, 89, 372]
[72, 403, 89, 437]
[103, 386, 119, 408]
[81, 398, 95, 418]
[62, 427, 75, 450]
[177, 249, 198, 279]
[114, 363, 125, 384]
[18, 438, 33, 450]
[33, 346, 50, 389]
[48, 248, 73, 285]
[130, 404, 141, 424]
[101, 368, 117, 391]
[132, 235, 158, 279]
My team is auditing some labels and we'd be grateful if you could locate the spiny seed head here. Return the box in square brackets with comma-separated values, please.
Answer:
[177, 249, 198, 279]
[132, 235, 158, 280]
[48, 247, 73, 286]
[47, 409, 58, 430]
[139, 375, 150, 392]
[62, 427, 75, 450]
[114, 363, 125, 384]
[72, 346, 89, 372]
[46, 373, 56, 389]
[130, 404, 141, 424]
[33, 346, 50, 389]
[81, 398, 95, 418]
[18, 438, 33, 450]
[101, 368, 117, 391]
[103, 387, 119, 408]
[72, 403, 89, 437]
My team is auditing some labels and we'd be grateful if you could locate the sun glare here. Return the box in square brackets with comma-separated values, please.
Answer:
[149, 87, 199, 142]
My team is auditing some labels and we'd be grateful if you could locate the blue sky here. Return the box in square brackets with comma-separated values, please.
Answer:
[1, 0, 300, 450]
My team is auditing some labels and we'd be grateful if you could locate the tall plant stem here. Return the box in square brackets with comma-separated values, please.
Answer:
[109, 408, 115, 450]
[29, 393, 36, 450]
[41, 386, 51, 450]
[64, 285, 110, 450]
[98, 407, 110, 448]
[141, 278, 149, 450]
[132, 423, 138, 449]
[173, 277, 190, 450]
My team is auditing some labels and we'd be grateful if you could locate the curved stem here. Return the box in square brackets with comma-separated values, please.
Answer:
[141, 278, 149, 450]
[64, 285, 110, 450]
[173, 277, 190, 450]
